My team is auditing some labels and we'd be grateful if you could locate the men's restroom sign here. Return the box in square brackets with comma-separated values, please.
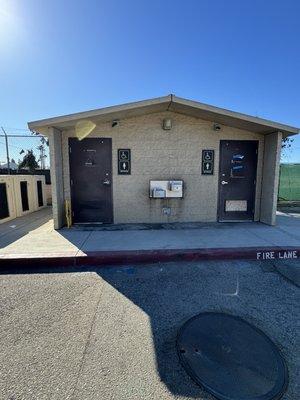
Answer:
[202, 150, 214, 175]
[118, 149, 131, 175]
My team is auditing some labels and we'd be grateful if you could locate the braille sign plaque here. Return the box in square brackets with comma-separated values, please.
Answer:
[118, 149, 131, 174]
[202, 150, 214, 175]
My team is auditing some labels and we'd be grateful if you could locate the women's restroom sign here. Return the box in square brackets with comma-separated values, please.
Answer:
[202, 150, 214, 175]
[118, 149, 131, 175]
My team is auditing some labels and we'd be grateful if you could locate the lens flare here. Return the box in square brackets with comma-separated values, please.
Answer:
[75, 120, 96, 140]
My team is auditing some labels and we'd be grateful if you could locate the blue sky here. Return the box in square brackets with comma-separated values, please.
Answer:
[0, 0, 299, 165]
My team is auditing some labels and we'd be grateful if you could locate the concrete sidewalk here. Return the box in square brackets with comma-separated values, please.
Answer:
[0, 207, 299, 266]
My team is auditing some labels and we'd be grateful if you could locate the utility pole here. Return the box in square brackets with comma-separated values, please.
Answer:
[1, 127, 10, 174]
[38, 144, 46, 169]
[41, 146, 45, 169]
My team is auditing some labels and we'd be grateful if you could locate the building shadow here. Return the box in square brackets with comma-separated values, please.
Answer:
[2, 261, 250, 399]
[1, 215, 299, 397]
[0, 207, 52, 249]
[94, 263, 220, 398]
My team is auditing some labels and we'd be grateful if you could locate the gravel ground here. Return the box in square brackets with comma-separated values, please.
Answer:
[0, 260, 299, 400]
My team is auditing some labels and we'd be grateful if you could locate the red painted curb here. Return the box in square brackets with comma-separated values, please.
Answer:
[0, 247, 299, 269]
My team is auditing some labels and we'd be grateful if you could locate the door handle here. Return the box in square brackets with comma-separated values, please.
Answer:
[102, 179, 111, 186]
[221, 180, 229, 185]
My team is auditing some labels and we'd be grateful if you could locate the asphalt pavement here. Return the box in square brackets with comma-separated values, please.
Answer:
[0, 259, 299, 400]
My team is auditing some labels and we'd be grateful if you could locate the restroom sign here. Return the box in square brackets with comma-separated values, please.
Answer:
[202, 150, 214, 175]
[118, 149, 131, 174]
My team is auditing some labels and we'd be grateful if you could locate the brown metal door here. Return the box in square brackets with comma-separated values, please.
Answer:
[218, 140, 258, 221]
[69, 138, 113, 223]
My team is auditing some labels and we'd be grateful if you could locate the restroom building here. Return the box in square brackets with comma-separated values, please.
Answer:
[28, 95, 299, 229]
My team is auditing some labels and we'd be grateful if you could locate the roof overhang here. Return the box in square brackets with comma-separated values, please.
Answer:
[28, 95, 299, 137]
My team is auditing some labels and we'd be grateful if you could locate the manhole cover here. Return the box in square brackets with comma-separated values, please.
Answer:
[177, 312, 288, 400]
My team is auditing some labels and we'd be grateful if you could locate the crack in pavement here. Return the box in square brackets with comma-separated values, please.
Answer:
[70, 280, 104, 400]
[75, 229, 95, 257]
[0, 280, 101, 343]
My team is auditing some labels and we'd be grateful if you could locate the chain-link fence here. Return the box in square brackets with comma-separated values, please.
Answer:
[0, 129, 49, 170]
[278, 163, 300, 201]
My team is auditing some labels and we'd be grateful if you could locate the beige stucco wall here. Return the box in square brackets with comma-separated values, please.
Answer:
[0, 175, 17, 224]
[58, 111, 264, 224]
[0, 175, 47, 224]
[260, 131, 282, 225]
[48, 127, 65, 229]
[44, 184, 52, 206]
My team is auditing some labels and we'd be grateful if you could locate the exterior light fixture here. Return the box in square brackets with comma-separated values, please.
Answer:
[112, 119, 120, 128]
[162, 118, 172, 130]
[213, 123, 221, 131]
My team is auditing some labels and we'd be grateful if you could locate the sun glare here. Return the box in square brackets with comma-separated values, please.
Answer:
[0, 0, 14, 25]
[0, 0, 24, 51]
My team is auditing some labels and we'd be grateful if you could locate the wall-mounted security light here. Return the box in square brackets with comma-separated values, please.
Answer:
[162, 118, 172, 130]
[213, 123, 221, 131]
[112, 119, 120, 128]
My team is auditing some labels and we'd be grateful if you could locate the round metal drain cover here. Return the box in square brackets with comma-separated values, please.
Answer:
[177, 312, 288, 400]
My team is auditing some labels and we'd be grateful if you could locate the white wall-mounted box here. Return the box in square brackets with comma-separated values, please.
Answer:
[150, 180, 183, 198]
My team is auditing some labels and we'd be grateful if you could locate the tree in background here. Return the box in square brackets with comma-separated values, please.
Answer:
[282, 137, 294, 150]
[281, 137, 294, 160]
[18, 150, 39, 172]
